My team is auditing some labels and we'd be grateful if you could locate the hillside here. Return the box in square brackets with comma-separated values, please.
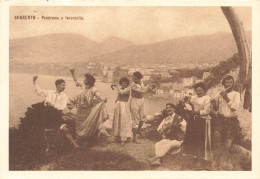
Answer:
[99, 35, 135, 54]
[9, 34, 133, 64]
[10, 31, 251, 64]
[91, 31, 251, 64]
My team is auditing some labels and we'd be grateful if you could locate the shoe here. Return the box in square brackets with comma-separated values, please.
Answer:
[171, 148, 181, 155]
[226, 162, 234, 171]
[219, 162, 228, 170]
[211, 161, 219, 170]
[73, 144, 80, 149]
[150, 158, 161, 166]
[147, 157, 155, 164]
[121, 142, 125, 146]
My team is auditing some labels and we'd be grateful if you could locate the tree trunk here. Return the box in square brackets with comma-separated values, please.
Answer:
[221, 7, 252, 111]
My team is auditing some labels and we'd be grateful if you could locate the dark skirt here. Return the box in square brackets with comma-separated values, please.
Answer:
[182, 115, 206, 158]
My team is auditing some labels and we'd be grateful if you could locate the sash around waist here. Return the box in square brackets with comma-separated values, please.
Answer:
[131, 92, 143, 99]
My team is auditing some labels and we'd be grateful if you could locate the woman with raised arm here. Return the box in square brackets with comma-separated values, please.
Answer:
[68, 73, 109, 140]
[111, 77, 132, 146]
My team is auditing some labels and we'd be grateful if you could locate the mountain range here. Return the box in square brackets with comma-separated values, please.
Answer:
[9, 31, 251, 64]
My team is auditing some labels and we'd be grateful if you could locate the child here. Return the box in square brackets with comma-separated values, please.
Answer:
[111, 77, 133, 146]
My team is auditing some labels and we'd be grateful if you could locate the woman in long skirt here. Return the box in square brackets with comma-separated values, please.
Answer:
[69, 73, 109, 139]
[182, 82, 213, 163]
[111, 77, 133, 146]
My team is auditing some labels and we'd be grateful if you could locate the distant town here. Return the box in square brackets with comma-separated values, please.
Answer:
[10, 60, 219, 99]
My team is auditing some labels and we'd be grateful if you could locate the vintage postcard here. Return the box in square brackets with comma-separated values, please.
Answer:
[1, 0, 260, 178]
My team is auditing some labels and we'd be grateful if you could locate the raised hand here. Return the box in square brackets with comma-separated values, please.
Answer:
[75, 81, 82, 87]
[33, 76, 38, 84]
[103, 98, 108, 103]
[220, 91, 230, 102]
[45, 101, 54, 107]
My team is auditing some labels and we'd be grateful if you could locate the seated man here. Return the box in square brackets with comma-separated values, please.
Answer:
[33, 76, 79, 151]
[147, 103, 187, 166]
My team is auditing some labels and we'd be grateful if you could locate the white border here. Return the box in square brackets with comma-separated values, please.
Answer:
[1, 0, 260, 178]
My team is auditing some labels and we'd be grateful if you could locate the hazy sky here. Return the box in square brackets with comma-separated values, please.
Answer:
[10, 6, 251, 44]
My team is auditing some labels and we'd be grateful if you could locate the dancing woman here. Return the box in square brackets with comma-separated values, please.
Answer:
[111, 77, 133, 146]
[69, 73, 109, 139]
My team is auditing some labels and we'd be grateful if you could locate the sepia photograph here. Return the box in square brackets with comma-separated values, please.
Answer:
[6, 4, 254, 173]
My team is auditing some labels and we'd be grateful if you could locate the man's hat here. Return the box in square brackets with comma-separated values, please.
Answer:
[166, 103, 176, 108]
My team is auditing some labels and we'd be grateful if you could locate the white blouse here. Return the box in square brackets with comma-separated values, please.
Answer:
[190, 95, 211, 119]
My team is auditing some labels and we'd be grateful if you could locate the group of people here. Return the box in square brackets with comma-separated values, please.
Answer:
[33, 70, 241, 170]
[146, 74, 240, 170]
[33, 71, 148, 147]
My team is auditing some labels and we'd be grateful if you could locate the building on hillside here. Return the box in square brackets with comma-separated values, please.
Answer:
[173, 89, 184, 99]
[156, 89, 164, 95]
[195, 78, 203, 84]
[128, 68, 136, 75]
[160, 82, 172, 88]
[203, 72, 211, 80]
[172, 82, 184, 90]
[143, 75, 151, 81]
[183, 76, 196, 87]
[89, 62, 96, 66]
[144, 69, 154, 75]
[120, 66, 129, 71]
[128, 67, 145, 75]
[184, 88, 194, 96]
[158, 64, 167, 70]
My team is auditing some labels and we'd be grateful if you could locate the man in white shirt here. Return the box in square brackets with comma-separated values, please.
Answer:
[33, 76, 79, 151]
[147, 103, 186, 166]
[211, 74, 241, 170]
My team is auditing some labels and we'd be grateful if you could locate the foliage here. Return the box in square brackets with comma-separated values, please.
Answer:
[168, 67, 212, 83]
[9, 102, 69, 170]
[10, 101, 147, 170]
[204, 53, 240, 89]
